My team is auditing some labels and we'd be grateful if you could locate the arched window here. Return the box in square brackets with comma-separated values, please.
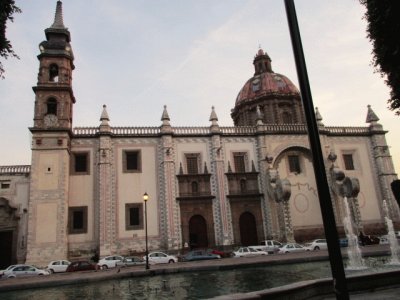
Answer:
[47, 98, 57, 115]
[49, 64, 59, 82]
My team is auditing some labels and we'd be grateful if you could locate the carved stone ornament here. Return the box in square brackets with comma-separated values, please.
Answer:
[275, 179, 292, 202]
[342, 177, 360, 198]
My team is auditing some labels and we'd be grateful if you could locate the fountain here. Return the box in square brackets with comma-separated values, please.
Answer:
[382, 200, 400, 265]
[343, 196, 366, 270]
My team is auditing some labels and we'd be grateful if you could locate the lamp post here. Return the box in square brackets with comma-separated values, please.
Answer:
[143, 192, 149, 270]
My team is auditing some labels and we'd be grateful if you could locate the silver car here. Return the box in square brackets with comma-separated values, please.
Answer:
[1, 264, 50, 278]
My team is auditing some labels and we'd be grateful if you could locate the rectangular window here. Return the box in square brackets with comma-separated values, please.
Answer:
[123, 150, 141, 172]
[186, 153, 200, 174]
[1, 181, 10, 189]
[125, 203, 143, 230]
[71, 152, 90, 175]
[68, 206, 88, 234]
[233, 152, 246, 173]
[343, 154, 355, 170]
[288, 155, 301, 174]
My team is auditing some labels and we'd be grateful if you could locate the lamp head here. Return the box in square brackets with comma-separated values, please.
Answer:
[143, 192, 149, 202]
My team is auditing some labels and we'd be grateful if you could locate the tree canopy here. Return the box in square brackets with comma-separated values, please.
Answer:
[0, 0, 21, 79]
[360, 0, 400, 115]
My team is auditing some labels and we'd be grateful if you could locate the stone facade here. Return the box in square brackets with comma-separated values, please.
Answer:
[0, 1, 398, 268]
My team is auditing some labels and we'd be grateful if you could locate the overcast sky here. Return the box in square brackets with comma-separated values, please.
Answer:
[0, 0, 398, 173]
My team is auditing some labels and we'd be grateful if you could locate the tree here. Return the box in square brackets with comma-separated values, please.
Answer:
[360, 0, 400, 115]
[0, 0, 21, 79]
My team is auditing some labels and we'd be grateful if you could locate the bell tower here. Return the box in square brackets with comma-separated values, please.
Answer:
[26, 1, 75, 265]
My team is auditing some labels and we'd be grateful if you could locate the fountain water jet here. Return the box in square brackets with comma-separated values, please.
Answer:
[382, 200, 400, 265]
[343, 196, 366, 270]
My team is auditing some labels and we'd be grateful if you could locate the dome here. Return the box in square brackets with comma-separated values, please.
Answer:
[231, 48, 304, 126]
[235, 72, 299, 106]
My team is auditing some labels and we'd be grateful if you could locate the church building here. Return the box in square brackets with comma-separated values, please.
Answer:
[0, 1, 398, 267]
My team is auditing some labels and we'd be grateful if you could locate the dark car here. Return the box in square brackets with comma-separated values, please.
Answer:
[182, 250, 221, 261]
[66, 261, 96, 272]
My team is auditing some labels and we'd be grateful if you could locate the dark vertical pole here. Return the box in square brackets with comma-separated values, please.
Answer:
[145, 199, 149, 270]
[284, 1, 348, 299]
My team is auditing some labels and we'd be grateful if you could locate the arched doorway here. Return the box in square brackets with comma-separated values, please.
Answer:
[0, 198, 18, 268]
[239, 212, 258, 246]
[189, 215, 208, 249]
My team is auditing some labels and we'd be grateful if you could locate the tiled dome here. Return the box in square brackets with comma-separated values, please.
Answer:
[231, 48, 303, 126]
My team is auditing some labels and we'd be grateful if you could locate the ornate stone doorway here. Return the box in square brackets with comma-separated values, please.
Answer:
[189, 215, 208, 249]
[239, 212, 258, 246]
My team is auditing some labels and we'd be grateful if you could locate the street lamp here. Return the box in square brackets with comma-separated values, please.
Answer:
[143, 192, 149, 270]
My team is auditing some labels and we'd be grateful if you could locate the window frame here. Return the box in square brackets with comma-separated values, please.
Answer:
[288, 154, 301, 174]
[123, 150, 142, 173]
[185, 153, 200, 174]
[70, 152, 90, 175]
[233, 152, 247, 173]
[342, 153, 355, 170]
[125, 203, 144, 230]
[68, 206, 88, 234]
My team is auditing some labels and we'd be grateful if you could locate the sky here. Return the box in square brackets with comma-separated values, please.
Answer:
[0, 0, 398, 173]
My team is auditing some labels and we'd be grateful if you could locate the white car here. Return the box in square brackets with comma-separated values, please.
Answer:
[278, 243, 308, 254]
[47, 260, 71, 273]
[98, 255, 124, 269]
[0, 264, 50, 278]
[233, 247, 268, 257]
[304, 239, 328, 251]
[145, 252, 178, 264]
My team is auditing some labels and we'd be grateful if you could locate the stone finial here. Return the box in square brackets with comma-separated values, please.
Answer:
[179, 163, 184, 175]
[227, 161, 232, 173]
[251, 160, 256, 172]
[99, 105, 111, 133]
[209, 106, 218, 123]
[100, 105, 109, 122]
[366, 105, 379, 123]
[204, 162, 209, 174]
[51, 1, 66, 29]
[315, 107, 324, 126]
[161, 105, 170, 124]
[161, 105, 173, 134]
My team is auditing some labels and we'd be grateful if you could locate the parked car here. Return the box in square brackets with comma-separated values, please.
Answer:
[304, 239, 328, 251]
[66, 261, 96, 272]
[248, 245, 268, 252]
[233, 247, 268, 257]
[116, 256, 146, 267]
[0, 264, 50, 278]
[98, 255, 124, 269]
[145, 252, 178, 264]
[261, 240, 284, 254]
[181, 250, 221, 261]
[358, 232, 380, 246]
[206, 248, 232, 258]
[46, 260, 71, 273]
[278, 243, 308, 254]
